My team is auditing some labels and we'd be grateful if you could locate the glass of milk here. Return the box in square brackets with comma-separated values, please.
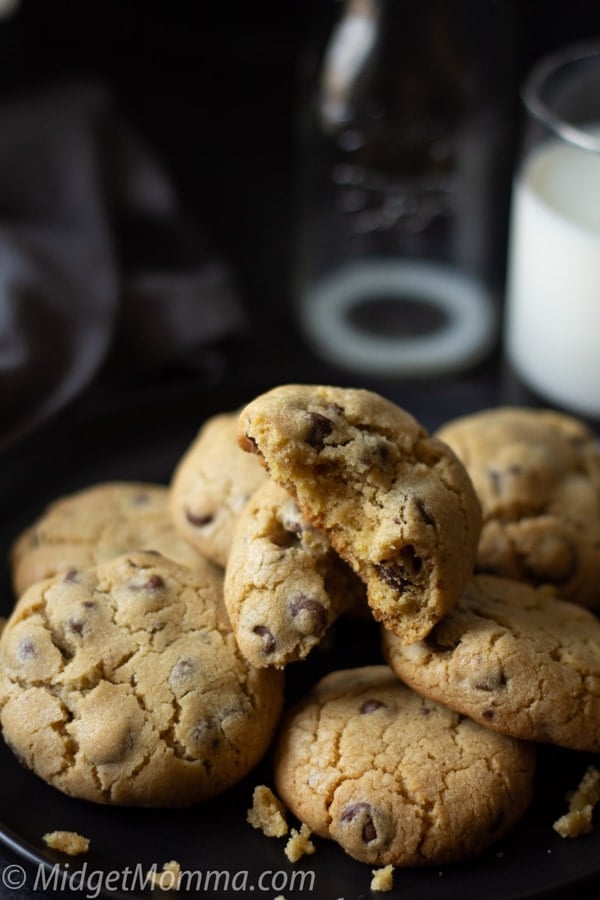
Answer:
[504, 41, 600, 419]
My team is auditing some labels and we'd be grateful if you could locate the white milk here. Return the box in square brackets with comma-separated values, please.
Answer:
[505, 135, 600, 417]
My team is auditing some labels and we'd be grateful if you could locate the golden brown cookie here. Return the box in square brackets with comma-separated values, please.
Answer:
[0, 550, 284, 806]
[436, 406, 600, 607]
[10, 482, 215, 597]
[237, 384, 481, 644]
[383, 574, 600, 751]
[170, 412, 268, 567]
[224, 479, 365, 668]
[274, 665, 535, 866]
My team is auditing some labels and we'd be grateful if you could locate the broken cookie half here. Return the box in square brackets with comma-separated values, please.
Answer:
[237, 384, 482, 644]
[224, 478, 365, 668]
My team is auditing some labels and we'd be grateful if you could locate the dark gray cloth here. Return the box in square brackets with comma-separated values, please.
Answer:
[0, 81, 245, 450]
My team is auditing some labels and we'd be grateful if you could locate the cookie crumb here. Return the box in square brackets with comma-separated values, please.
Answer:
[370, 864, 394, 892]
[247, 785, 289, 838]
[146, 861, 181, 890]
[43, 831, 90, 856]
[553, 766, 600, 838]
[284, 823, 315, 862]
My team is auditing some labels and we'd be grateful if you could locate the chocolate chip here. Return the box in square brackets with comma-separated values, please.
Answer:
[289, 595, 327, 636]
[63, 568, 80, 583]
[482, 708, 495, 720]
[170, 658, 196, 680]
[280, 502, 305, 537]
[131, 492, 151, 506]
[82, 601, 96, 610]
[17, 637, 36, 660]
[169, 657, 197, 690]
[185, 507, 214, 528]
[340, 802, 378, 843]
[473, 671, 506, 691]
[363, 819, 378, 842]
[364, 442, 392, 470]
[191, 718, 221, 753]
[221, 702, 250, 725]
[253, 625, 276, 655]
[69, 620, 85, 636]
[305, 413, 333, 449]
[375, 562, 410, 592]
[130, 574, 165, 592]
[360, 699, 385, 714]
[414, 498, 436, 529]
[375, 545, 422, 593]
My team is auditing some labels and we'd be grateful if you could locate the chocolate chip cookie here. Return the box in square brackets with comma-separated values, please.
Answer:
[11, 482, 215, 598]
[383, 573, 600, 751]
[238, 384, 482, 644]
[170, 412, 268, 567]
[224, 479, 365, 668]
[0, 551, 284, 806]
[436, 406, 600, 607]
[274, 665, 535, 866]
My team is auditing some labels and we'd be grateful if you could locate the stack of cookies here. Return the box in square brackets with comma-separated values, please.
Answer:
[2, 384, 600, 873]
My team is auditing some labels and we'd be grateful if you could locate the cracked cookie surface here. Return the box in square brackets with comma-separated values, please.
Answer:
[238, 385, 481, 644]
[274, 665, 535, 866]
[383, 574, 600, 751]
[170, 412, 268, 567]
[0, 550, 284, 806]
[436, 406, 600, 608]
[224, 479, 365, 668]
[11, 482, 216, 598]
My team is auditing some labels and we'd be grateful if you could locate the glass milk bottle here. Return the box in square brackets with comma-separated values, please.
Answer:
[504, 42, 600, 420]
[294, 0, 516, 377]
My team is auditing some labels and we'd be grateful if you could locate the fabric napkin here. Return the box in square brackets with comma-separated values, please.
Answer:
[0, 81, 245, 451]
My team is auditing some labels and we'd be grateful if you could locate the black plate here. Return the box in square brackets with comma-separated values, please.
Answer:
[0, 382, 599, 900]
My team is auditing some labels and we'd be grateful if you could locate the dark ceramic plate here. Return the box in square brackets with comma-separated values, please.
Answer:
[0, 382, 599, 900]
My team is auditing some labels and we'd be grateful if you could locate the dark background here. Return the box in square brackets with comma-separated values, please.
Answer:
[1, 2, 600, 898]
[1, 0, 600, 400]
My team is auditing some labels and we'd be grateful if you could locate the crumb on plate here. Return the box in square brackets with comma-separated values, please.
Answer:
[553, 765, 600, 838]
[370, 864, 394, 892]
[284, 823, 315, 862]
[146, 860, 181, 890]
[247, 784, 289, 838]
[43, 831, 90, 856]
